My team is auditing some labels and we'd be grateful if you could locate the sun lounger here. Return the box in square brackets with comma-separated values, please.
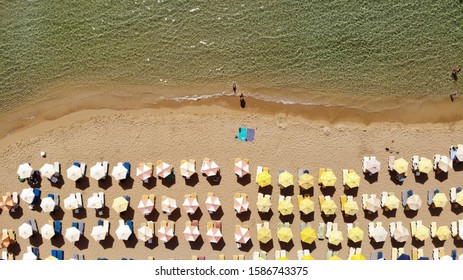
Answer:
[410, 221, 417, 237]
[102, 161, 109, 179]
[433, 155, 441, 170]
[368, 222, 375, 237]
[451, 221, 458, 237]
[362, 157, 369, 173]
[432, 248, 439, 260]
[450, 187, 457, 203]
[427, 189, 434, 206]
[388, 156, 395, 171]
[54, 220, 62, 235]
[346, 223, 353, 234]
[78, 222, 84, 235]
[412, 248, 418, 260]
[76, 193, 83, 208]
[381, 192, 388, 207]
[452, 249, 457, 260]
[127, 220, 134, 231]
[377, 251, 384, 260]
[340, 195, 347, 212]
[348, 247, 355, 259]
[246, 128, 255, 142]
[391, 248, 398, 260]
[325, 222, 333, 238]
[389, 222, 396, 236]
[430, 222, 437, 238]
[401, 191, 408, 207]
[342, 169, 348, 186]
[318, 223, 325, 240]
[361, 194, 368, 209]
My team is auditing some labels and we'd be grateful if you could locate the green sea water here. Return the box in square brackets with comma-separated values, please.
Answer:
[1, 0, 463, 112]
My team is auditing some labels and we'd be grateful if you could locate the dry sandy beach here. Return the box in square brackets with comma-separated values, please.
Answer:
[2, 95, 463, 260]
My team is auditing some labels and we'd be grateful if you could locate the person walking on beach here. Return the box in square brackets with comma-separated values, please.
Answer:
[451, 67, 461, 81]
[232, 82, 237, 93]
[240, 93, 246, 108]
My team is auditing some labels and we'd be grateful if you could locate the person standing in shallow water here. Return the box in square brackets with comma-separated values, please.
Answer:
[451, 67, 461, 81]
[240, 93, 246, 108]
[232, 82, 237, 93]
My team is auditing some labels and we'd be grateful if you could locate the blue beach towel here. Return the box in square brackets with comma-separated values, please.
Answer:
[246, 129, 255, 142]
[237, 127, 247, 141]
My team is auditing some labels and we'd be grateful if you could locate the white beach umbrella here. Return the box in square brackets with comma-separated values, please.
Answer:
[40, 197, 56, 213]
[406, 195, 422, 211]
[205, 195, 221, 212]
[20, 188, 35, 204]
[90, 164, 105, 181]
[65, 227, 81, 242]
[64, 194, 79, 210]
[157, 225, 174, 243]
[40, 163, 55, 179]
[365, 196, 381, 213]
[202, 160, 219, 177]
[67, 165, 83, 182]
[91, 226, 107, 241]
[87, 196, 103, 209]
[456, 147, 463, 162]
[161, 197, 177, 215]
[156, 161, 172, 178]
[182, 197, 200, 214]
[22, 252, 37, 260]
[180, 161, 196, 179]
[440, 255, 453, 261]
[115, 224, 132, 240]
[18, 223, 33, 239]
[438, 156, 451, 172]
[111, 165, 128, 181]
[393, 226, 410, 243]
[233, 196, 249, 213]
[17, 163, 33, 179]
[365, 158, 381, 174]
[234, 160, 250, 178]
[183, 225, 200, 242]
[206, 227, 223, 243]
[40, 224, 55, 240]
[234, 226, 251, 244]
[138, 198, 155, 215]
[371, 226, 388, 243]
[136, 163, 152, 181]
[137, 225, 153, 242]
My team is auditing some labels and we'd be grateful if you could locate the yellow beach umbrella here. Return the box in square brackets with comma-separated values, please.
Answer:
[393, 158, 408, 174]
[278, 171, 293, 188]
[344, 200, 359, 216]
[415, 225, 430, 241]
[384, 195, 400, 211]
[301, 255, 315, 260]
[300, 227, 316, 244]
[277, 227, 293, 243]
[112, 196, 129, 213]
[298, 173, 314, 189]
[432, 193, 448, 208]
[257, 227, 272, 244]
[321, 200, 337, 215]
[348, 227, 364, 243]
[320, 170, 337, 187]
[277, 256, 289, 260]
[328, 255, 342, 260]
[418, 157, 433, 174]
[256, 171, 271, 187]
[351, 254, 366, 260]
[298, 197, 315, 215]
[278, 200, 294, 216]
[45, 256, 58, 261]
[328, 230, 343, 245]
[345, 171, 360, 189]
[455, 191, 463, 207]
[436, 226, 451, 241]
[256, 195, 272, 212]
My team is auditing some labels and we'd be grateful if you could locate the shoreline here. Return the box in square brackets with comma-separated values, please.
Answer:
[1, 83, 463, 139]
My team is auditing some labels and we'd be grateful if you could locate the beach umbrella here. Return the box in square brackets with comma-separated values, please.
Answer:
[321, 199, 337, 215]
[22, 252, 37, 260]
[406, 195, 422, 211]
[161, 197, 177, 215]
[351, 254, 366, 260]
[91, 225, 107, 241]
[277, 256, 289, 261]
[278, 171, 294, 188]
[64, 194, 78, 210]
[418, 157, 433, 174]
[206, 227, 223, 243]
[384, 195, 400, 211]
[328, 230, 343, 245]
[319, 170, 337, 187]
[234, 160, 249, 178]
[344, 200, 359, 216]
[136, 163, 152, 181]
[345, 171, 361, 188]
[44, 256, 58, 261]
[256, 171, 272, 187]
[202, 160, 219, 177]
[298, 173, 314, 189]
[436, 226, 451, 241]
[182, 197, 200, 214]
[328, 255, 343, 260]
[111, 165, 128, 181]
[256, 195, 272, 212]
[18, 223, 33, 239]
[17, 163, 33, 179]
[180, 161, 195, 179]
[415, 225, 430, 241]
[456, 191, 463, 207]
[300, 227, 316, 244]
[234, 226, 251, 244]
[205, 195, 221, 213]
[432, 193, 448, 208]
[40, 163, 55, 179]
[438, 156, 451, 172]
[233, 196, 249, 213]
[1, 232, 13, 249]
[393, 226, 410, 243]
[371, 226, 388, 243]
[112, 196, 129, 213]
[157, 225, 174, 243]
[156, 161, 172, 178]
[90, 164, 105, 181]
[277, 227, 293, 243]
[40, 224, 55, 240]
[183, 225, 200, 242]
[278, 200, 294, 216]
[365, 196, 381, 213]
[138, 225, 153, 242]
[115, 224, 132, 240]
[440, 255, 452, 261]
[40, 197, 56, 213]
[298, 197, 315, 215]
[138, 198, 154, 215]
[67, 165, 82, 182]
[20, 188, 35, 204]
[301, 255, 315, 260]
[456, 147, 463, 162]
[0, 195, 14, 211]
[348, 227, 364, 243]
[365, 158, 381, 174]
[257, 227, 272, 243]
[87, 196, 103, 209]
[65, 227, 80, 242]
[393, 158, 408, 174]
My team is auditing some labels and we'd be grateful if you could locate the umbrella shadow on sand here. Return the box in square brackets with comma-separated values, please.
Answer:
[260, 240, 274, 252]
[120, 207, 135, 220]
[411, 239, 425, 249]
[238, 240, 253, 252]
[145, 237, 158, 249]
[206, 174, 221, 186]
[369, 239, 385, 250]
[236, 209, 251, 222]
[145, 208, 160, 222]
[99, 234, 115, 249]
[301, 241, 316, 252]
[75, 177, 90, 190]
[279, 213, 294, 224]
[382, 209, 397, 219]
[211, 238, 226, 251]
[327, 243, 342, 252]
[75, 236, 89, 250]
[431, 238, 445, 248]
[434, 171, 448, 182]
[164, 236, 179, 250]
[428, 206, 443, 216]
[30, 234, 43, 247]
[188, 208, 203, 221]
[73, 208, 87, 220]
[142, 178, 157, 190]
[51, 235, 65, 248]
[278, 240, 294, 252]
[404, 209, 418, 219]
[280, 185, 294, 197]
[344, 187, 358, 197]
[161, 177, 176, 188]
[9, 206, 23, 219]
[8, 242, 21, 256]
[258, 185, 273, 196]
[50, 207, 65, 220]
[299, 187, 313, 197]
[51, 175, 65, 189]
[414, 174, 428, 184]
[390, 239, 406, 249]
[119, 177, 135, 190]
[342, 214, 357, 224]
[321, 213, 336, 223]
[98, 177, 113, 190]
[451, 205, 463, 215]
[453, 237, 463, 248]
[189, 235, 204, 250]
[185, 173, 200, 187]
[258, 209, 274, 221]
[363, 210, 378, 221]
[210, 207, 224, 220]
[363, 173, 378, 184]
[123, 235, 138, 248]
[319, 186, 335, 197]
[167, 208, 181, 222]
[300, 212, 314, 223]
[237, 174, 251, 186]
